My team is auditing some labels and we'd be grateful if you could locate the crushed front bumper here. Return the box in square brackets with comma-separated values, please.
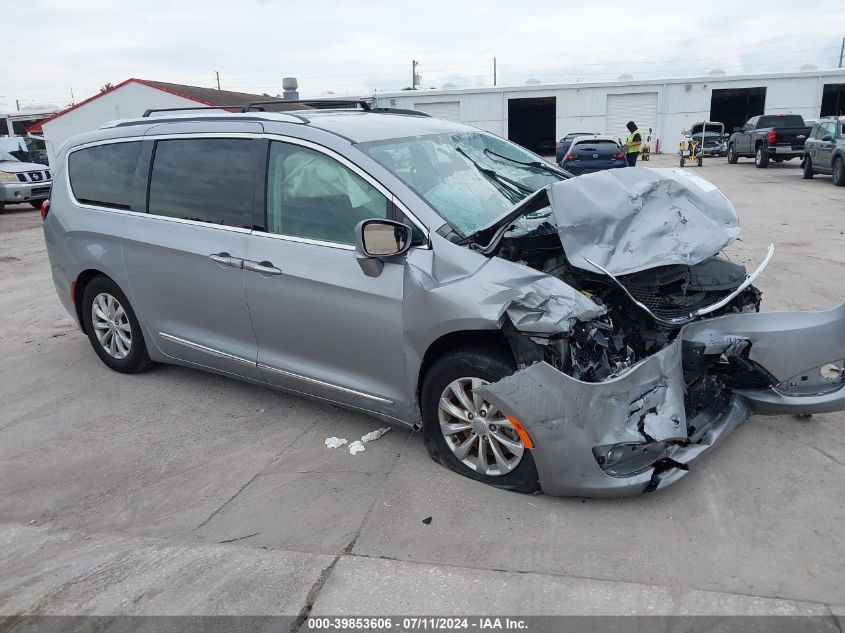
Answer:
[477, 302, 845, 497]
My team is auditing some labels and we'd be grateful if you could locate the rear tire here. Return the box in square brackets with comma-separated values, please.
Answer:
[29, 200, 42, 209]
[81, 276, 153, 374]
[421, 345, 540, 494]
[727, 144, 738, 164]
[802, 157, 814, 179]
[755, 145, 769, 168]
[833, 157, 845, 187]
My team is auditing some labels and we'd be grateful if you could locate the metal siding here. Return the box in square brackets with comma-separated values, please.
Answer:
[414, 101, 461, 121]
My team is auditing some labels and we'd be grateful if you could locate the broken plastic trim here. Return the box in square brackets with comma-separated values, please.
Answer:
[583, 243, 775, 327]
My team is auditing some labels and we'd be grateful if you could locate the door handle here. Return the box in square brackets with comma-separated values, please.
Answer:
[243, 260, 282, 276]
[209, 253, 244, 269]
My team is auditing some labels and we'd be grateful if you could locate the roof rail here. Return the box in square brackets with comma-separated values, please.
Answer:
[138, 100, 433, 119]
[369, 107, 431, 117]
[141, 105, 241, 117]
[239, 99, 431, 117]
[240, 98, 370, 112]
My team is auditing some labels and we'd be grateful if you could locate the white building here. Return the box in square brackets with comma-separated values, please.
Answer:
[374, 69, 845, 154]
[30, 79, 272, 164]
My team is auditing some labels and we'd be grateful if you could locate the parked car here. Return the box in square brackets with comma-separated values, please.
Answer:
[682, 121, 727, 157]
[802, 116, 845, 186]
[727, 114, 811, 168]
[560, 135, 627, 174]
[42, 107, 845, 497]
[555, 132, 596, 163]
[0, 149, 52, 211]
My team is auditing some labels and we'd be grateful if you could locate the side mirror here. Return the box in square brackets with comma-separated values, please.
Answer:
[733, 127, 741, 133]
[822, 134, 834, 142]
[354, 219, 411, 277]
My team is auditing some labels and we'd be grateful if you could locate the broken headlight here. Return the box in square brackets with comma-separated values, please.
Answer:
[592, 441, 679, 477]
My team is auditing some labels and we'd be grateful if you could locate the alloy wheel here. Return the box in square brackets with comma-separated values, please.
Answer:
[437, 377, 525, 476]
[91, 292, 132, 359]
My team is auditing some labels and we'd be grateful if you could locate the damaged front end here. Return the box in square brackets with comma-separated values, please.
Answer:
[464, 168, 845, 496]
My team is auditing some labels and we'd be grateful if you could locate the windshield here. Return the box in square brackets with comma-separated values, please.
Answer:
[25, 137, 46, 151]
[359, 131, 565, 236]
[0, 149, 19, 162]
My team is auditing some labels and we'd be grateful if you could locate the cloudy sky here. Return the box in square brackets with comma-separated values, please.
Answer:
[4, 0, 844, 110]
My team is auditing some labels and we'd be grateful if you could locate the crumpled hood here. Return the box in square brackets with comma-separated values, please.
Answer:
[546, 168, 741, 276]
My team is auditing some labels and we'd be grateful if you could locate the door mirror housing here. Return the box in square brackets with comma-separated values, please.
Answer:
[822, 134, 834, 142]
[733, 127, 741, 133]
[354, 219, 412, 277]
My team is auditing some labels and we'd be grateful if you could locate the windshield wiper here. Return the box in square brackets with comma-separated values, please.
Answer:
[482, 148, 571, 178]
[455, 147, 534, 199]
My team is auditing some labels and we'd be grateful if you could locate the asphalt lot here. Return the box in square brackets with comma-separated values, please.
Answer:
[1, 153, 844, 622]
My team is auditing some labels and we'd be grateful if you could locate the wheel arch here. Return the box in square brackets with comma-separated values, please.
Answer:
[73, 269, 116, 334]
[416, 329, 513, 408]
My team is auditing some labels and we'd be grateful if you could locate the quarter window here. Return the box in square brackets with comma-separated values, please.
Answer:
[265, 141, 392, 245]
[69, 141, 141, 209]
[148, 138, 253, 226]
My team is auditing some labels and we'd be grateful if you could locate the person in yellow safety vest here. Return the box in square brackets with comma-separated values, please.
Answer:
[624, 121, 642, 167]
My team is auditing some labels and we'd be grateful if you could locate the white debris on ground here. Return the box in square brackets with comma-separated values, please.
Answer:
[361, 427, 391, 443]
[326, 427, 391, 455]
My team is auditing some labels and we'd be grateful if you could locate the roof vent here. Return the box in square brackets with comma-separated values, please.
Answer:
[524, 78, 541, 86]
[617, 73, 633, 81]
[708, 68, 726, 76]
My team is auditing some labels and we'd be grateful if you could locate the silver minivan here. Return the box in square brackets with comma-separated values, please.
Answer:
[43, 104, 845, 497]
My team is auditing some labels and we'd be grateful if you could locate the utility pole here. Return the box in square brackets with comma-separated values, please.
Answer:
[412, 60, 419, 90]
[839, 37, 844, 68]
[16, 99, 20, 112]
[493, 57, 497, 86]
[215, 71, 221, 89]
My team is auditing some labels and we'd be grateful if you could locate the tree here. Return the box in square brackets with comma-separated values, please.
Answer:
[100, 83, 115, 93]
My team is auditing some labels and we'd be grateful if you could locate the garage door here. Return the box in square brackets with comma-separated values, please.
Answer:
[606, 92, 658, 144]
[414, 101, 461, 121]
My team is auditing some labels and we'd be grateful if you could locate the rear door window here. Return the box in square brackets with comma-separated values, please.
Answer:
[68, 141, 142, 209]
[148, 138, 253, 227]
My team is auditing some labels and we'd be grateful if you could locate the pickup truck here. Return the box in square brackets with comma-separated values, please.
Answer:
[802, 116, 845, 186]
[727, 114, 812, 168]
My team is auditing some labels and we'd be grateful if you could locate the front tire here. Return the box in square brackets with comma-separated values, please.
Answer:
[727, 144, 738, 164]
[421, 345, 540, 493]
[802, 157, 814, 179]
[82, 276, 153, 374]
[755, 145, 769, 168]
[833, 157, 845, 187]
